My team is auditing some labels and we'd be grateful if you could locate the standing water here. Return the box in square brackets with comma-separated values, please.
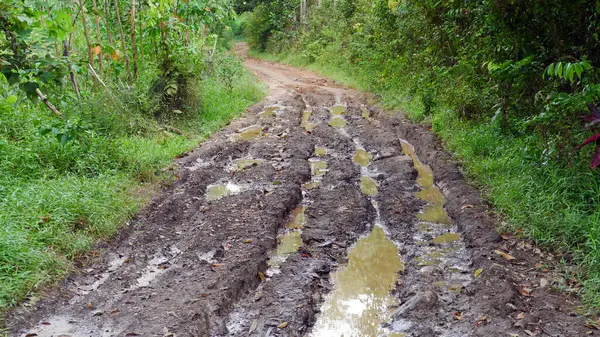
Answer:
[311, 109, 404, 337]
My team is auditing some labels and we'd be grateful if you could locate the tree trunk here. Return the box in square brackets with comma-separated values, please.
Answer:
[114, 0, 131, 80]
[92, 0, 103, 74]
[78, 0, 95, 72]
[105, 0, 113, 44]
[139, 17, 144, 60]
[63, 39, 81, 98]
[130, 0, 138, 79]
[160, 21, 169, 63]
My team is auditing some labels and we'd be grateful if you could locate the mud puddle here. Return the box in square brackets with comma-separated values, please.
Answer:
[401, 140, 451, 225]
[206, 182, 243, 201]
[229, 125, 263, 141]
[311, 225, 403, 337]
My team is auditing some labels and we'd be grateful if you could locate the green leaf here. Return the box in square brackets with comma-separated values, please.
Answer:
[546, 63, 555, 78]
[6, 95, 17, 105]
[555, 62, 563, 78]
[575, 64, 583, 80]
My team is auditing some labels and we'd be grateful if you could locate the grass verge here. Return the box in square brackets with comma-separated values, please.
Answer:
[0, 55, 265, 316]
[250, 49, 600, 311]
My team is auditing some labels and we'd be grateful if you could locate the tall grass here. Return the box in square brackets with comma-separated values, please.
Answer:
[0, 53, 265, 312]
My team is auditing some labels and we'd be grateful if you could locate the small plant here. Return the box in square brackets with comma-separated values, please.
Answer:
[576, 103, 600, 168]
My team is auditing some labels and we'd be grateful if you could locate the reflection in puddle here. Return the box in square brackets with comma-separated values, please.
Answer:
[311, 226, 404, 337]
[360, 105, 370, 119]
[230, 159, 263, 172]
[269, 231, 303, 269]
[315, 146, 328, 157]
[433, 233, 460, 245]
[310, 160, 328, 176]
[303, 181, 322, 190]
[206, 183, 242, 201]
[353, 148, 372, 167]
[332, 105, 346, 115]
[230, 125, 262, 141]
[258, 106, 278, 118]
[360, 176, 378, 196]
[400, 140, 451, 225]
[302, 111, 317, 132]
[286, 206, 306, 229]
[329, 116, 347, 128]
[268, 206, 306, 273]
[417, 205, 452, 225]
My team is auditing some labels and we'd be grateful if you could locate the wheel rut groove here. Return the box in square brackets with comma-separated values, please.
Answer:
[3, 43, 589, 337]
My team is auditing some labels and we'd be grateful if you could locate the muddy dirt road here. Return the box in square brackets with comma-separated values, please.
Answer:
[4, 43, 589, 336]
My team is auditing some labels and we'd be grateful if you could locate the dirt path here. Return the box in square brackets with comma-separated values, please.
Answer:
[4, 43, 589, 337]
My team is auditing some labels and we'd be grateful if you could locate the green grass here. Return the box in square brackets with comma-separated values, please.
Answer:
[250, 48, 600, 311]
[0, 55, 265, 314]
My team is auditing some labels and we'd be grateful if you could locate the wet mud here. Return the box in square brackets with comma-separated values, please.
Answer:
[2, 43, 590, 337]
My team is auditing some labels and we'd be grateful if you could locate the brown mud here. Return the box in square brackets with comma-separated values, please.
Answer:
[2, 43, 590, 337]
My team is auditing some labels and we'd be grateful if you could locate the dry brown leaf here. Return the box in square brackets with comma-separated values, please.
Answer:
[278, 322, 289, 329]
[517, 312, 525, 319]
[92, 45, 101, 55]
[519, 287, 532, 297]
[494, 250, 516, 261]
[453, 311, 463, 320]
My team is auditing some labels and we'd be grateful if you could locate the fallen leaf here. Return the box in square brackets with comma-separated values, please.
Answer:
[519, 287, 532, 297]
[248, 319, 258, 334]
[517, 312, 525, 319]
[539, 278, 549, 288]
[453, 311, 463, 320]
[201, 293, 207, 297]
[244, 239, 253, 244]
[475, 315, 488, 327]
[110, 308, 121, 317]
[278, 322, 289, 329]
[87, 302, 93, 309]
[258, 272, 266, 282]
[494, 250, 516, 261]
[474, 268, 484, 278]
[211, 263, 223, 268]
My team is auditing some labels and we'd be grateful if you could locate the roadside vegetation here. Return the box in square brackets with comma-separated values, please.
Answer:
[239, 0, 600, 310]
[0, 0, 264, 312]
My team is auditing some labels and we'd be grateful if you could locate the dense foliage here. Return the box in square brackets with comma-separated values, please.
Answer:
[240, 0, 600, 309]
[0, 0, 264, 311]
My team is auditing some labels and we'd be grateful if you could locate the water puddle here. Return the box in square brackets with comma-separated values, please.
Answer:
[311, 226, 404, 337]
[331, 105, 346, 115]
[269, 231, 303, 269]
[310, 160, 328, 176]
[302, 111, 317, 132]
[303, 181, 322, 190]
[360, 176, 378, 196]
[329, 116, 347, 128]
[353, 148, 372, 167]
[360, 105, 370, 119]
[400, 140, 451, 225]
[268, 205, 307, 274]
[315, 146, 328, 157]
[229, 125, 263, 142]
[433, 232, 460, 245]
[258, 105, 282, 118]
[286, 205, 306, 229]
[206, 182, 242, 201]
[230, 159, 263, 172]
